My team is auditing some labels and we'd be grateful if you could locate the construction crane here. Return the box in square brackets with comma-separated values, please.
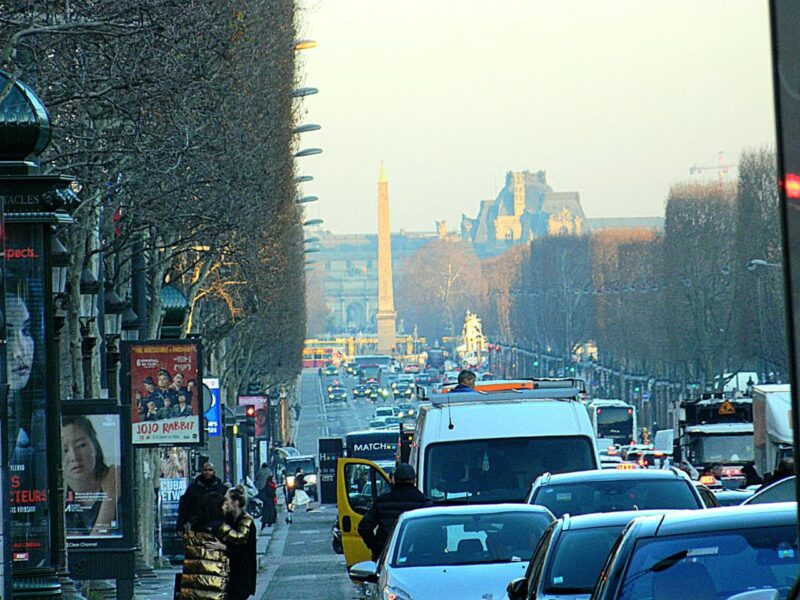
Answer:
[689, 150, 737, 184]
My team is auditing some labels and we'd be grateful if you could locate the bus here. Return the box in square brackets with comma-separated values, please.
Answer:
[586, 399, 637, 446]
[344, 429, 399, 471]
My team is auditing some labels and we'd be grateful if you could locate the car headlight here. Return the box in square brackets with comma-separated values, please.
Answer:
[383, 587, 412, 600]
[381, 390, 388, 396]
[307, 474, 317, 484]
[398, 412, 405, 418]
[287, 476, 295, 488]
[328, 394, 334, 399]
[407, 409, 414, 415]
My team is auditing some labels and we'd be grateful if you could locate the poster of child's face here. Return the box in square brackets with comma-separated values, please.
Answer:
[61, 414, 123, 540]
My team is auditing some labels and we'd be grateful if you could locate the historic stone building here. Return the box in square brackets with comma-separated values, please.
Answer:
[314, 230, 437, 333]
[461, 170, 588, 256]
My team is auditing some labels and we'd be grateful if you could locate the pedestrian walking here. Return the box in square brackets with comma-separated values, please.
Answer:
[261, 475, 278, 530]
[177, 462, 228, 533]
[357, 464, 431, 560]
[219, 486, 257, 600]
[178, 492, 228, 600]
[255, 462, 270, 495]
[292, 469, 312, 512]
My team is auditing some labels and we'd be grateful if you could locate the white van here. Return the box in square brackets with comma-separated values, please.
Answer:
[409, 387, 600, 504]
[336, 381, 599, 568]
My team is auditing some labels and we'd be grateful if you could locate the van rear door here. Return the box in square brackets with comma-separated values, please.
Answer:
[336, 458, 390, 569]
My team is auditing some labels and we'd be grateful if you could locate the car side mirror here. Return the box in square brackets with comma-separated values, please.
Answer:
[507, 577, 528, 600]
[349, 560, 379, 583]
[726, 590, 780, 600]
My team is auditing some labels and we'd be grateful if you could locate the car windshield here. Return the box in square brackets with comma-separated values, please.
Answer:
[425, 436, 596, 503]
[532, 479, 700, 518]
[618, 526, 799, 600]
[689, 434, 755, 463]
[287, 458, 315, 473]
[375, 408, 394, 417]
[391, 511, 551, 568]
[544, 525, 623, 593]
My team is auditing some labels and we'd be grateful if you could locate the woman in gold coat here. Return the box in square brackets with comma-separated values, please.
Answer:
[180, 492, 229, 599]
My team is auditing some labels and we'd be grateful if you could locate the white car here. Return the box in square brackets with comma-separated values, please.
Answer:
[349, 504, 554, 600]
[374, 406, 398, 419]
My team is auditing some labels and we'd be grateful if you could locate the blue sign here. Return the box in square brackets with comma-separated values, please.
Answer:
[202, 378, 221, 436]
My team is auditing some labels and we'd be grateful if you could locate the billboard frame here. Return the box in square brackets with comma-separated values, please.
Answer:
[120, 339, 205, 447]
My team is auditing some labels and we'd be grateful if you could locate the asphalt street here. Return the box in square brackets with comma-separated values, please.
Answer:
[258, 368, 382, 599]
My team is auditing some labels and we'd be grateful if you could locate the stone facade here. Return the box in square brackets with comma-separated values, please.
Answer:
[315, 230, 436, 333]
[461, 170, 587, 256]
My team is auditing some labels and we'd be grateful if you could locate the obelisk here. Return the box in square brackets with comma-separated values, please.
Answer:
[376, 162, 397, 355]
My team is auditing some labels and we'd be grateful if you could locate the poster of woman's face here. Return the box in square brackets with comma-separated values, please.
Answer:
[5, 224, 51, 567]
[61, 414, 123, 539]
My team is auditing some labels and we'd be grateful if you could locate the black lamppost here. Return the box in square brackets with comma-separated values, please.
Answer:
[0, 71, 75, 598]
[79, 267, 100, 398]
[103, 285, 125, 400]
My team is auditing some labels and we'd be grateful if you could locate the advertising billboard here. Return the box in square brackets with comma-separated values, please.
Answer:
[122, 340, 203, 446]
[5, 223, 51, 567]
[62, 413, 123, 540]
[203, 377, 221, 437]
[158, 447, 189, 558]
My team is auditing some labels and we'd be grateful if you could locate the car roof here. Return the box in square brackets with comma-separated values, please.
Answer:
[634, 501, 798, 538]
[562, 509, 676, 531]
[537, 468, 687, 485]
[398, 503, 555, 521]
[742, 475, 796, 504]
[587, 399, 632, 408]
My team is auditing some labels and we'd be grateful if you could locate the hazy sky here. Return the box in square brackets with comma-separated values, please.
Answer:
[297, 1, 775, 235]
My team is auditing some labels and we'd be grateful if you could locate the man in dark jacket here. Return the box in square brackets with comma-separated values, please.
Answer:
[358, 464, 431, 560]
[177, 462, 228, 533]
[449, 369, 476, 393]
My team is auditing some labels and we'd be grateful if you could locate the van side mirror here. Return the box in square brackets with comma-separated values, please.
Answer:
[507, 577, 528, 600]
[349, 560, 379, 583]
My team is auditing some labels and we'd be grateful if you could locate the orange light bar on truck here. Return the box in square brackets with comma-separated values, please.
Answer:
[441, 380, 534, 393]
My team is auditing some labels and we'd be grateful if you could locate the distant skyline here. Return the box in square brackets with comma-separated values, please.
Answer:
[297, 1, 775, 234]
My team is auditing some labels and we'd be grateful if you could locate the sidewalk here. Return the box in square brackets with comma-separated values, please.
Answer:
[129, 515, 282, 599]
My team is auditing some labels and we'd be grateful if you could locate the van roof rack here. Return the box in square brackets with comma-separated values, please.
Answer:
[418, 377, 586, 401]
[428, 386, 583, 407]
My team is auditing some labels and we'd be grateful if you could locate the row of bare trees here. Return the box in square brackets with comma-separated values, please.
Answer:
[399, 149, 786, 388]
[481, 148, 787, 386]
[2, 0, 305, 566]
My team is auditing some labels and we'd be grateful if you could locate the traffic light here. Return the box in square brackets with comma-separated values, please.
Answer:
[244, 404, 256, 437]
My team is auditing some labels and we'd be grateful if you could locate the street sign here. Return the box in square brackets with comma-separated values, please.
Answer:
[719, 400, 737, 415]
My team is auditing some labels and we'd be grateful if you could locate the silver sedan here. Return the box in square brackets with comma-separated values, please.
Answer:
[350, 503, 554, 600]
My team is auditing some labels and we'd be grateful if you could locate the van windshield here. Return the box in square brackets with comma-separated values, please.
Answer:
[425, 436, 596, 503]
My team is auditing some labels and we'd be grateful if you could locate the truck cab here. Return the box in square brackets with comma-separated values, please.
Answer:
[674, 393, 755, 489]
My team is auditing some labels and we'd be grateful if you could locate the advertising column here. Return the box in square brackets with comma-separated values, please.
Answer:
[5, 223, 52, 570]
